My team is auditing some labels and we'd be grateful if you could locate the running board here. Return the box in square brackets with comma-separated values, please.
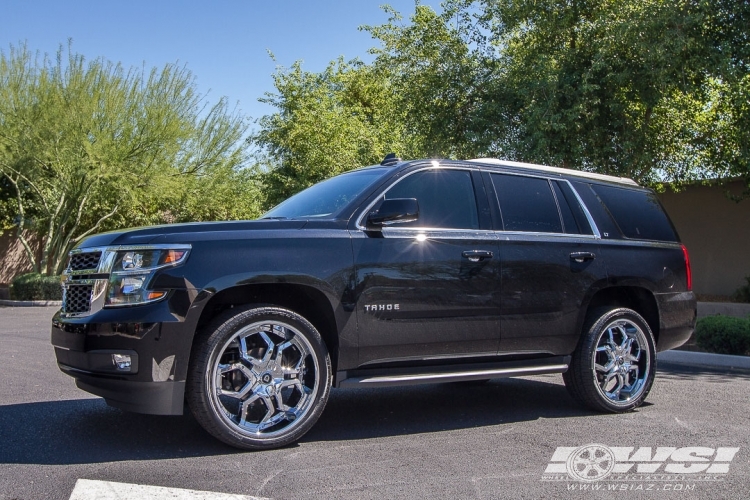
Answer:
[337, 356, 570, 388]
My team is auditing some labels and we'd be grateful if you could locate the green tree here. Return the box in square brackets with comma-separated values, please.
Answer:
[0, 43, 254, 275]
[0, 177, 18, 233]
[698, 0, 750, 187]
[402, 0, 712, 182]
[253, 58, 408, 207]
[253, 1, 749, 199]
[127, 161, 264, 226]
[252, 5, 493, 207]
[366, 1, 750, 185]
[363, 5, 496, 159]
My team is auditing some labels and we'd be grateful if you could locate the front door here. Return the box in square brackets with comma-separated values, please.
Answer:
[352, 167, 501, 367]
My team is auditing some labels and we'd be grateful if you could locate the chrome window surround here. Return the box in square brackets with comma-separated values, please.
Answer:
[355, 165, 602, 239]
[61, 244, 191, 318]
[380, 227, 498, 241]
[561, 178, 601, 239]
[486, 169, 601, 238]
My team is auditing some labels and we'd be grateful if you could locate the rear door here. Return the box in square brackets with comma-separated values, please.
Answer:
[485, 172, 608, 356]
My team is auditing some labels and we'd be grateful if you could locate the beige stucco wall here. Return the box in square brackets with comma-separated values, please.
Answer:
[0, 232, 40, 284]
[658, 180, 750, 297]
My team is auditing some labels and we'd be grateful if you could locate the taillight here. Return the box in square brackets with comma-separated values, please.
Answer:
[681, 244, 692, 291]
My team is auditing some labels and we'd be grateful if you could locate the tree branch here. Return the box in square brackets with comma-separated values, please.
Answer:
[5, 172, 39, 273]
[70, 203, 120, 244]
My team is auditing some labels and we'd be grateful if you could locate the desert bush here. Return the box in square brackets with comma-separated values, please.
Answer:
[9, 273, 62, 301]
[695, 315, 750, 356]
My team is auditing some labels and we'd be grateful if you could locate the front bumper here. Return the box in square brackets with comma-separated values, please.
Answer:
[60, 364, 185, 415]
[50, 290, 200, 415]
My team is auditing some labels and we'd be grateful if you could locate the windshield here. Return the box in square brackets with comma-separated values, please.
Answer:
[262, 167, 390, 219]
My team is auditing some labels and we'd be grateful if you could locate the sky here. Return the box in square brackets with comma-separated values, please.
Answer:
[1, 1, 442, 124]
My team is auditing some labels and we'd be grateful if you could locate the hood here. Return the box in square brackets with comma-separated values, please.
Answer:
[76, 219, 311, 249]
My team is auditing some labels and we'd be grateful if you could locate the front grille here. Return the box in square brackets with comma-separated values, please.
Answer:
[69, 252, 102, 271]
[62, 285, 93, 314]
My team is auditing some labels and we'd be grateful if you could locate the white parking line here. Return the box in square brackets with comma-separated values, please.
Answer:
[69, 479, 270, 500]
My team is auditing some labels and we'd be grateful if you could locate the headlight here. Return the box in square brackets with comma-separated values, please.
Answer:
[105, 246, 190, 307]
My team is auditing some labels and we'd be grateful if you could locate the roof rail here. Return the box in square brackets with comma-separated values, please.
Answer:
[467, 158, 639, 186]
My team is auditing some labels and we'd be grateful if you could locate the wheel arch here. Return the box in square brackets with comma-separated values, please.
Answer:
[579, 286, 660, 345]
[192, 283, 341, 373]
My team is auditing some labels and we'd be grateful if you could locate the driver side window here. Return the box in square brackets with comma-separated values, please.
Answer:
[383, 169, 479, 229]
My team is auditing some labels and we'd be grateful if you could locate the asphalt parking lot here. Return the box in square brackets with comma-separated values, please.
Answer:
[0, 306, 748, 500]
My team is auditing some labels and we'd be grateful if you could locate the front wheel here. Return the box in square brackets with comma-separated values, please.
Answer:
[187, 306, 331, 450]
[563, 307, 656, 413]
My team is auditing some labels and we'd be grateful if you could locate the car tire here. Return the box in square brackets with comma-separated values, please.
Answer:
[187, 305, 331, 450]
[563, 307, 656, 413]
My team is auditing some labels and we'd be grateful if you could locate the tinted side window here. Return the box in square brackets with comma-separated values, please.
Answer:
[570, 181, 621, 239]
[552, 181, 580, 234]
[491, 174, 562, 233]
[554, 181, 594, 235]
[592, 185, 678, 242]
[384, 169, 479, 229]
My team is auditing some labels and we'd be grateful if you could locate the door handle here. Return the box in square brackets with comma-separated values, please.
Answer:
[462, 250, 494, 262]
[570, 251, 596, 263]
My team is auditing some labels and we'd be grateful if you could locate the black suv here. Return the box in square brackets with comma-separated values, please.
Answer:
[51, 158, 696, 450]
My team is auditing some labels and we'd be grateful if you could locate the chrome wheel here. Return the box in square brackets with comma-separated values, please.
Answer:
[563, 307, 656, 413]
[592, 318, 650, 406]
[188, 306, 330, 450]
[209, 321, 319, 437]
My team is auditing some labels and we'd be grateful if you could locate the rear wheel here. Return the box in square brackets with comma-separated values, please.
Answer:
[564, 307, 655, 413]
[187, 306, 331, 450]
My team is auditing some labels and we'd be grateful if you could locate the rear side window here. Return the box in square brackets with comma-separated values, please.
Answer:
[552, 181, 594, 235]
[570, 181, 621, 238]
[491, 174, 562, 233]
[384, 169, 479, 229]
[592, 185, 678, 242]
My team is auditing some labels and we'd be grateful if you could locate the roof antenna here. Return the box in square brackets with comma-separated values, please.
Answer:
[380, 153, 401, 166]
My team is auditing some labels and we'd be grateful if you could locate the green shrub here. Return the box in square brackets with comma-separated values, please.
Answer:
[9, 273, 63, 301]
[732, 276, 750, 303]
[695, 315, 750, 356]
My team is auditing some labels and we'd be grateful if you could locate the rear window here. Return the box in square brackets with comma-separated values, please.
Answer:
[591, 185, 678, 242]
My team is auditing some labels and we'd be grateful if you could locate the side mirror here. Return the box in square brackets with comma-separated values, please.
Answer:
[366, 198, 419, 228]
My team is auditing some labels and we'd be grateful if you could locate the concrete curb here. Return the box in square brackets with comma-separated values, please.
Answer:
[698, 301, 750, 319]
[658, 349, 750, 371]
[0, 299, 61, 307]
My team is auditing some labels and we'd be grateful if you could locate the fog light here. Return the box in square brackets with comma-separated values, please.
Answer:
[112, 354, 132, 371]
